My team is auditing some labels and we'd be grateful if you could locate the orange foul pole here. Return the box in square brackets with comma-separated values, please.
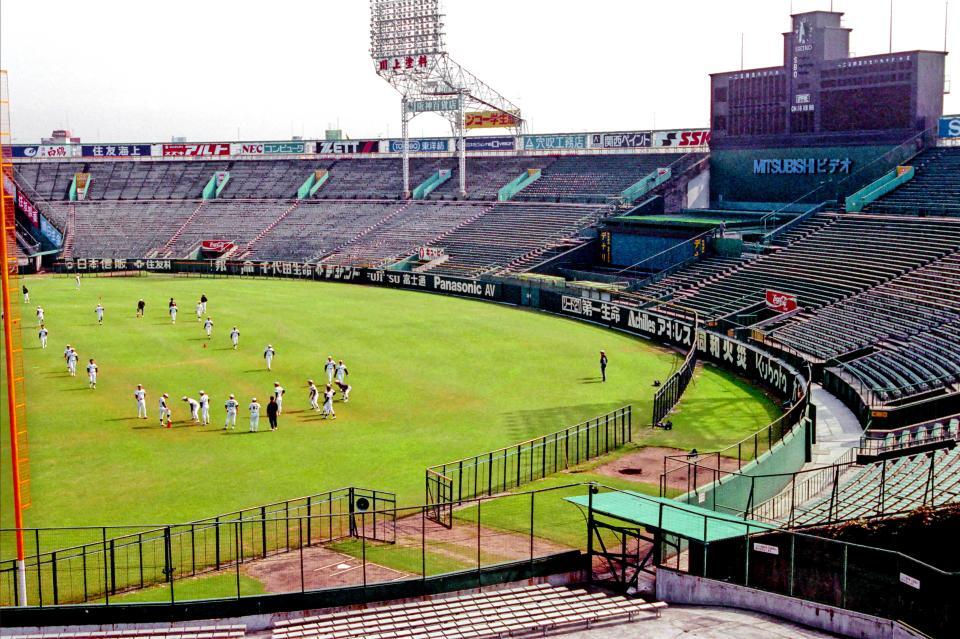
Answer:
[0, 68, 28, 606]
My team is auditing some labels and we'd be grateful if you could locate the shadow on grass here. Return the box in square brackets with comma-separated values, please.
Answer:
[500, 401, 637, 441]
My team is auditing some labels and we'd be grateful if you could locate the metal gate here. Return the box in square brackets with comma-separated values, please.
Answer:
[425, 469, 453, 528]
[589, 522, 655, 592]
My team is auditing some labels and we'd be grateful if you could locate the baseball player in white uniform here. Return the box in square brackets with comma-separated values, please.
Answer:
[264, 345, 275, 371]
[204, 317, 214, 339]
[95, 303, 104, 325]
[230, 327, 240, 350]
[335, 360, 348, 384]
[67, 348, 79, 376]
[196, 301, 204, 322]
[169, 303, 178, 324]
[182, 396, 200, 423]
[273, 382, 284, 414]
[322, 385, 336, 419]
[224, 394, 239, 430]
[86, 359, 98, 389]
[36, 306, 44, 326]
[308, 380, 320, 412]
[324, 357, 336, 384]
[38, 325, 48, 349]
[248, 397, 261, 432]
[199, 391, 210, 425]
[134, 384, 147, 419]
[159, 393, 171, 427]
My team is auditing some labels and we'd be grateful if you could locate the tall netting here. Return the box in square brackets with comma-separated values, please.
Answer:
[0, 68, 30, 511]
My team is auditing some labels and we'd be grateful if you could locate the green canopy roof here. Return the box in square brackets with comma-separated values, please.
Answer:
[565, 490, 775, 543]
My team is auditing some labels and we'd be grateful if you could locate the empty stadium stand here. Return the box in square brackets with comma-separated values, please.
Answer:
[272, 584, 664, 639]
[787, 417, 960, 527]
[515, 154, 693, 203]
[862, 146, 960, 216]
[766, 251, 960, 361]
[424, 202, 607, 277]
[70, 200, 202, 258]
[663, 213, 960, 319]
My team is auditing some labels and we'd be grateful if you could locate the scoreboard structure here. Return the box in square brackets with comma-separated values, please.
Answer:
[710, 11, 946, 150]
[708, 10, 947, 206]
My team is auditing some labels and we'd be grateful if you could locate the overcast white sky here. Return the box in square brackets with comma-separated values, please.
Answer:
[1, 0, 955, 143]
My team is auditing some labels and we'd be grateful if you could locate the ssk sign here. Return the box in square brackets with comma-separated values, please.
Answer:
[766, 290, 798, 313]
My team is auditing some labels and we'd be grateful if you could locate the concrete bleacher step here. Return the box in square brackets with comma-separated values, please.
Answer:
[274, 585, 663, 639]
[7, 625, 247, 639]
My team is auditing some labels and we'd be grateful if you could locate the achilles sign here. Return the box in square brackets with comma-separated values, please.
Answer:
[766, 290, 798, 313]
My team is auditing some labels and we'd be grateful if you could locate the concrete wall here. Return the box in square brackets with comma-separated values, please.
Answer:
[686, 168, 710, 210]
[655, 568, 925, 639]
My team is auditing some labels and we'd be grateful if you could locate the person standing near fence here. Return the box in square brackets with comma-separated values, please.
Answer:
[599, 350, 608, 382]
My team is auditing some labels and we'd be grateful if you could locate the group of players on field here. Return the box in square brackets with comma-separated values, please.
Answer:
[30, 285, 353, 432]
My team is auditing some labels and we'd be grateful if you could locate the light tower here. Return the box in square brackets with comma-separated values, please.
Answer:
[370, 0, 523, 198]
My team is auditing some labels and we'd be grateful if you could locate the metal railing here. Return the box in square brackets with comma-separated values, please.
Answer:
[1, 484, 586, 609]
[425, 407, 631, 506]
[0, 488, 393, 606]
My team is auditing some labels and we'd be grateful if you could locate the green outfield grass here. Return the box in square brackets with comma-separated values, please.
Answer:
[1, 274, 779, 536]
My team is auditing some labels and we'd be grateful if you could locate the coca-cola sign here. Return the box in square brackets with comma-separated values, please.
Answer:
[765, 289, 798, 313]
[201, 240, 236, 253]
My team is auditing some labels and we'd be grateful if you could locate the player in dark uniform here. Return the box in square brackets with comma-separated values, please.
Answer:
[136, 298, 146, 318]
[599, 350, 608, 382]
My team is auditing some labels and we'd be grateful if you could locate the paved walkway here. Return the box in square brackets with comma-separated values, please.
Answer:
[806, 383, 863, 468]
[551, 604, 837, 638]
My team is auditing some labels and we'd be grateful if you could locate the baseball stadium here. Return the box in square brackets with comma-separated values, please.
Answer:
[1, 2, 959, 638]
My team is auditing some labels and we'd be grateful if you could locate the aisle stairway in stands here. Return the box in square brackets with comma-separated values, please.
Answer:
[272, 584, 665, 639]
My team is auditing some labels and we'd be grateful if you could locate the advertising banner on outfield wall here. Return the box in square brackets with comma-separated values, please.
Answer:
[522, 134, 588, 151]
[652, 130, 711, 148]
[230, 142, 309, 155]
[591, 132, 652, 148]
[457, 136, 516, 152]
[82, 144, 152, 158]
[12, 145, 71, 158]
[317, 140, 380, 154]
[161, 143, 231, 157]
[940, 115, 960, 138]
[387, 139, 449, 153]
[465, 110, 520, 129]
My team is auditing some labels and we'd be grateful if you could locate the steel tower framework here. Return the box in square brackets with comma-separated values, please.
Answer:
[370, 0, 523, 198]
